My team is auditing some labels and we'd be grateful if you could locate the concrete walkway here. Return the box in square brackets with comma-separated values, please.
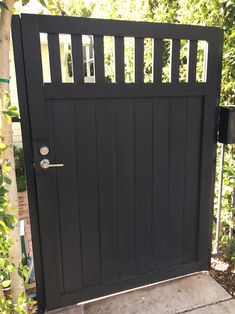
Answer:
[50, 272, 235, 313]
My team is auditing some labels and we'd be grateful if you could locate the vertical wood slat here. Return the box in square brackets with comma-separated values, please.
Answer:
[153, 98, 170, 270]
[135, 38, 144, 83]
[171, 39, 181, 83]
[20, 15, 48, 139]
[71, 34, 84, 83]
[187, 40, 198, 83]
[96, 99, 119, 282]
[116, 99, 135, 278]
[183, 97, 202, 263]
[167, 97, 187, 267]
[115, 37, 125, 83]
[48, 33, 62, 83]
[94, 36, 105, 83]
[153, 39, 163, 83]
[135, 98, 154, 273]
[75, 100, 101, 287]
[52, 100, 83, 292]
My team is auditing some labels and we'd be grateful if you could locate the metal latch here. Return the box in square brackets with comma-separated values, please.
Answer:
[40, 159, 64, 169]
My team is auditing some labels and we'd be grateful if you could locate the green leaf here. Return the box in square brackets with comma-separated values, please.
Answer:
[0, 143, 8, 151]
[3, 176, 11, 185]
[22, 0, 30, 6]
[1, 279, 11, 288]
[0, 2, 8, 11]
[7, 105, 18, 111]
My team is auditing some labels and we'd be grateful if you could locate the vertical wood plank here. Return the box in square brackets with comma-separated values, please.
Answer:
[171, 39, 180, 83]
[153, 39, 163, 83]
[135, 98, 154, 273]
[167, 97, 187, 267]
[48, 33, 62, 83]
[94, 36, 105, 83]
[135, 38, 144, 83]
[96, 99, 119, 283]
[183, 97, 203, 263]
[116, 99, 135, 278]
[152, 98, 170, 270]
[21, 14, 48, 139]
[197, 31, 223, 266]
[51, 100, 83, 292]
[75, 100, 101, 287]
[115, 37, 125, 83]
[187, 40, 197, 83]
[71, 34, 84, 83]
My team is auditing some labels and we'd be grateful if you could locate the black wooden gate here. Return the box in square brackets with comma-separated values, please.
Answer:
[12, 14, 223, 312]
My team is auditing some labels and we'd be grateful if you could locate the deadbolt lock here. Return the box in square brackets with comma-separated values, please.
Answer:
[39, 146, 50, 156]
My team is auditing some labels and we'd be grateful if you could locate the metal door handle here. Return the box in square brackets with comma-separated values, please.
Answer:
[40, 159, 64, 169]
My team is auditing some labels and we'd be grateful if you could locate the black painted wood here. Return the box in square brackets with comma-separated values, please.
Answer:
[37, 14, 222, 41]
[11, 16, 46, 313]
[135, 38, 144, 83]
[48, 33, 62, 83]
[167, 97, 187, 267]
[183, 97, 203, 263]
[115, 37, 125, 83]
[152, 98, 170, 270]
[12, 14, 223, 312]
[71, 35, 84, 83]
[135, 98, 154, 273]
[153, 39, 163, 83]
[171, 39, 180, 83]
[115, 99, 135, 278]
[74, 100, 101, 287]
[44, 83, 208, 99]
[188, 40, 198, 82]
[51, 100, 83, 292]
[94, 36, 105, 83]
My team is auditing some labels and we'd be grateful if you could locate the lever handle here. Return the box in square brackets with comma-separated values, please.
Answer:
[40, 159, 64, 169]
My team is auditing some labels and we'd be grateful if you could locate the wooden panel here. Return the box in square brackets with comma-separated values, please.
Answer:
[135, 98, 154, 273]
[48, 33, 62, 83]
[21, 14, 48, 139]
[74, 100, 101, 287]
[96, 99, 119, 282]
[171, 39, 180, 83]
[153, 39, 163, 83]
[37, 14, 222, 41]
[183, 97, 203, 263]
[135, 38, 144, 83]
[115, 99, 135, 278]
[51, 100, 83, 292]
[115, 37, 124, 83]
[11, 16, 45, 310]
[152, 98, 170, 270]
[44, 83, 208, 99]
[188, 40, 197, 83]
[167, 97, 187, 267]
[94, 36, 105, 83]
[71, 34, 84, 83]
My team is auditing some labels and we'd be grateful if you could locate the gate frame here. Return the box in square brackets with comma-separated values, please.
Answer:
[11, 14, 224, 312]
[12, 16, 46, 313]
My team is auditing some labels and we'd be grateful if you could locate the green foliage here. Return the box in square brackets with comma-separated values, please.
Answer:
[0, 2, 8, 11]
[0, 292, 32, 314]
[13, 146, 26, 192]
[0, 95, 31, 311]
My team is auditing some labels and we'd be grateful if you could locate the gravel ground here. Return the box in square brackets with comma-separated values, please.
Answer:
[210, 256, 235, 298]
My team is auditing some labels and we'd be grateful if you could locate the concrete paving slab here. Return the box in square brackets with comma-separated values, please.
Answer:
[186, 299, 235, 314]
[48, 272, 233, 314]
